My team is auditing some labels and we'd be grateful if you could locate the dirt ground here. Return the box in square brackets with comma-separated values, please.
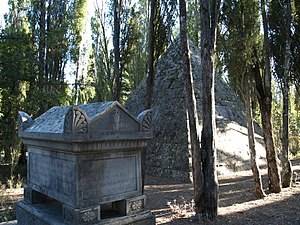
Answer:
[1, 160, 300, 224]
[145, 159, 300, 225]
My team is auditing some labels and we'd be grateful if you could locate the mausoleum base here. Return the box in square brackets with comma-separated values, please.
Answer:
[16, 200, 155, 225]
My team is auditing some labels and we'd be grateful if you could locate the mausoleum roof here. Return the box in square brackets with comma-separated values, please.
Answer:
[25, 101, 121, 133]
[18, 101, 152, 142]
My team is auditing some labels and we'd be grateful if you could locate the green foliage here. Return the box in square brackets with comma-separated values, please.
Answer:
[0, 208, 16, 222]
[89, 0, 149, 103]
[219, 0, 261, 99]
[187, 0, 200, 46]
[0, 1, 33, 165]
[269, 0, 286, 81]
[289, 89, 300, 155]
[77, 76, 96, 104]
[271, 84, 282, 151]
[291, 0, 300, 86]
[219, 0, 300, 157]
[271, 85, 300, 156]
[0, 0, 86, 177]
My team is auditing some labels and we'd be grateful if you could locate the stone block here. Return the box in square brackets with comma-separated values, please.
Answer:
[16, 200, 155, 225]
[17, 102, 154, 224]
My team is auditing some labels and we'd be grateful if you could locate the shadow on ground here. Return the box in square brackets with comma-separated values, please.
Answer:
[145, 159, 300, 225]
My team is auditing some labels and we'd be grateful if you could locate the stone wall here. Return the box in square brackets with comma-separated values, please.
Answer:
[125, 39, 266, 181]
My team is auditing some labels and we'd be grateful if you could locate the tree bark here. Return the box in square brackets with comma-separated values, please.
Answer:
[245, 73, 266, 199]
[113, 0, 122, 101]
[198, 0, 219, 219]
[179, 0, 204, 219]
[260, 0, 282, 193]
[281, 0, 293, 188]
[145, 0, 156, 109]
[38, 0, 46, 89]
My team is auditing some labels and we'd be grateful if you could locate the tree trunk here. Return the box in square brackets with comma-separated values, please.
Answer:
[38, 0, 46, 89]
[113, 0, 122, 101]
[281, 0, 293, 188]
[260, 0, 282, 193]
[198, 0, 219, 219]
[179, 0, 204, 219]
[145, 0, 156, 109]
[74, 61, 79, 105]
[245, 73, 266, 199]
[193, 0, 200, 47]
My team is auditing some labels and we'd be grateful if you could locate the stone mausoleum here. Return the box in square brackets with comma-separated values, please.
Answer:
[17, 101, 155, 225]
[125, 39, 266, 181]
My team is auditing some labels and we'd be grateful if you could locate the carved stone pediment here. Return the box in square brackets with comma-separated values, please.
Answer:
[18, 102, 152, 137]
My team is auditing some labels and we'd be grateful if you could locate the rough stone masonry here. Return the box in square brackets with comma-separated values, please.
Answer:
[125, 38, 266, 181]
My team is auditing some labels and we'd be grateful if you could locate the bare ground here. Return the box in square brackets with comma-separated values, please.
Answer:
[1, 160, 300, 224]
[145, 159, 300, 225]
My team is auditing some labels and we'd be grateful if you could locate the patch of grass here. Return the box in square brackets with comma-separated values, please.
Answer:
[0, 164, 25, 223]
[0, 207, 16, 222]
[167, 198, 195, 217]
[0, 182, 17, 222]
[0, 181, 21, 223]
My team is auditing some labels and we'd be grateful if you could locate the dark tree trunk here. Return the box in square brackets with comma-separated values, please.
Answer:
[199, 0, 219, 219]
[101, 18, 112, 98]
[113, 0, 122, 101]
[74, 61, 79, 104]
[179, 0, 204, 218]
[245, 73, 266, 199]
[38, 0, 46, 89]
[281, 0, 293, 188]
[145, 0, 156, 109]
[260, 0, 282, 193]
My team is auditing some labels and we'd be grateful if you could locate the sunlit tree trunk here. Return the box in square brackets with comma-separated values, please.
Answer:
[246, 72, 266, 198]
[199, 0, 220, 219]
[260, 0, 282, 193]
[179, 0, 205, 219]
[281, 0, 293, 188]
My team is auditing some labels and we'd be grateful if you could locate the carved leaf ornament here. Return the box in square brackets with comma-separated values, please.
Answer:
[81, 210, 96, 222]
[64, 107, 89, 133]
[129, 199, 143, 213]
[137, 109, 153, 132]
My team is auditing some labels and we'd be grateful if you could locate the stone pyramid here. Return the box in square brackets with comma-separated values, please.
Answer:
[125, 39, 266, 181]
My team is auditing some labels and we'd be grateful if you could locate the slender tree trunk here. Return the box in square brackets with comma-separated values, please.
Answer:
[97, 7, 113, 99]
[113, 0, 122, 101]
[179, 0, 204, 219]
[38, 0, 46, 89]
[145, 0, 156, 109]
[260, 0, 282, 193]
[193, 0, 200, 47]
[281, 0, 293, 188]
[245, 73, 266, 198]
[198, 0, 219, 219]
[100, 18, 112, 98]
[74, 61, 79, 105]
[94, 30, 101, 100]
